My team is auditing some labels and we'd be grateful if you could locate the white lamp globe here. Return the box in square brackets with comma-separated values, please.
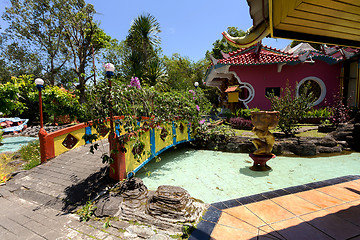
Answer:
[35, 78, 44, 86]
[104, 63, 115, 72]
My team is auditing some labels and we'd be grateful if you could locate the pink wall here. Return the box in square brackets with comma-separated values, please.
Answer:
[230, 61, 342, 110]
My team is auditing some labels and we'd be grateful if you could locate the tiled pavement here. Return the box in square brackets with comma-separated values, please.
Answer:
[2, 140, 360, 240]
[190, 175, 360, 240]
[0, 140, 128, 239]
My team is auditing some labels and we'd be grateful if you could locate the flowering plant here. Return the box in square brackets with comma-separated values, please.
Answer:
[128, 77, 141, 89]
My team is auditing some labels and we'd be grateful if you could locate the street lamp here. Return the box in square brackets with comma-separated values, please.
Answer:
[104, 63, 125, 181]
[35, 78, 44, 129]
[35, 78, 47, 163]
[104, 63, 115, 135]
[194, 81, 199, 89]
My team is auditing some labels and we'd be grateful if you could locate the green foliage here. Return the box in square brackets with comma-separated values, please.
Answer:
[77, 200, 97, 222]
[0, 79, 25, 115]
[304, 108, 333, 118]
[83, 78, 211, 162]
[267, 83, 315, 136]
[163, 54, 208, 91]
[0, 75, 83, 124]
[19, 140, 41, 170]
[124, 13, 162, 86]
[235, 108, 260, 120]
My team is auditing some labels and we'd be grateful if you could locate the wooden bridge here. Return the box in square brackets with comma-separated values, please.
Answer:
[38, 118, 195, 180]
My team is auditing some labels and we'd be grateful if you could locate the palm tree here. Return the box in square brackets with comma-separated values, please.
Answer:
[127, 13, 161, 65]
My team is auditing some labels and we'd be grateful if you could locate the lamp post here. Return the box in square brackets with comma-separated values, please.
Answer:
[35, 78, 44, 128]
[104, 63, 126, 181]
[194, 81, 199, 89]
[35, 78, 47, 163]
[104, 63, 115, 135]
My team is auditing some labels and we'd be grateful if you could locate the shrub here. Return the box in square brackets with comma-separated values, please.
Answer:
[235, 108, 260, 119]
[229, 117, 252, 129]
[329, 101, 350, 125]
[19, 140, 41, 170]
[304, 108, 333, 118]
[267, 83, 315, 136]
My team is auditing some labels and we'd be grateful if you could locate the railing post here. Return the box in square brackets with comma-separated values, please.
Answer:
[39, 127, 49, 163]
[109, 135, 126, 181]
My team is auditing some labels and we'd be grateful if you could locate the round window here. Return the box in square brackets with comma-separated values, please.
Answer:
[297, 77, 326, 106]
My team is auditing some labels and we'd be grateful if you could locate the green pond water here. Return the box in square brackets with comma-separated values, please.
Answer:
[137, 147, 360, 203]
[0, 136, 37, 153]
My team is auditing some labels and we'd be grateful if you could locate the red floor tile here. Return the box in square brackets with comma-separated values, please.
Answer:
[325, 203, 360, 227]
[317, 185, 360, 202]
[217, 211, 259, 234]
[269, 217, 333, 240]
[211, 224, 258, 240]
[245, 200, 295, 224]
[300, 209, 360, 239]
[271, 194, 321, 216]
[295, 189, 344, 208]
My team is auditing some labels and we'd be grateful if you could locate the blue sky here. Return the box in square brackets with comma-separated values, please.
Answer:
[1, 0, 292, 61]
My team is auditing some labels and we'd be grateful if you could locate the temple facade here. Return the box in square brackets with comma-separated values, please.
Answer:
[204, 43, 359, 111]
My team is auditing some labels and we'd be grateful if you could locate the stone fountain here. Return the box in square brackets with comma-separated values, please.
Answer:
[249, 111, 280, 171]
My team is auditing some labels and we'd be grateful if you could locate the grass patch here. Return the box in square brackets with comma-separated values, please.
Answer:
[295, 130, 327, 138]
[0, 153, 17, 183]
[19, 140, 41, 170]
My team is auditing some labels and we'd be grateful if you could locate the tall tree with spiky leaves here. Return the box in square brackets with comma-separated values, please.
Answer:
[125, 13, 162, 85]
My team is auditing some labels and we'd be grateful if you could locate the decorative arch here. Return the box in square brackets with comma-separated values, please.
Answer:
[296, 76, 326, 106]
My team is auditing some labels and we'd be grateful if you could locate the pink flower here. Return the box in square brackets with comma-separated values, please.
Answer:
[188, 89, 196, 96]
[199, 119, 205, 125]
[193, 97, 196, 100]
[128, 77, 141, 89]
[196, 105, 200, 111]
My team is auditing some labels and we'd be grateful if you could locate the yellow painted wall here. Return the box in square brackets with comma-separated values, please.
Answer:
[176, 121, 188, 142]
[54, 128, 86, 156]
[155, 123, 173, 152]
[125, 131, 152, 173]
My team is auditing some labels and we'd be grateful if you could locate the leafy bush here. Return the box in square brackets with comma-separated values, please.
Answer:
[267, 83, 315, 136]
[19, 140, 41, 170]
[77, 200, 97, 222]
[304, 108, 333, 118]
[0, 75, 83, 124]
[328, 100, 350, 125]
[235, 108, 260, 119]
[229, 117, 252, 129]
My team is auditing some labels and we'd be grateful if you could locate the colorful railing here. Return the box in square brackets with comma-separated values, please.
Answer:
[38, 118, 195, 181]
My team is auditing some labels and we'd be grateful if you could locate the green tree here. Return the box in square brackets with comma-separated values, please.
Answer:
[266, 83, 315, 136]
[2, 0, 69, 85]
[163, 54, 207, 91]
[206, 27, 245, 60]
[61, 0, 111, 103]
[124, 13, 162, 86]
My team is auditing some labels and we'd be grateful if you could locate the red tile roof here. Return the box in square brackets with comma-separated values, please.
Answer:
[218, 45, 299, 66]
[225, 85, 239, 92]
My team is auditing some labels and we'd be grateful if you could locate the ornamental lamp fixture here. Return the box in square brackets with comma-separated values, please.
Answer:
[104, 63, 115, 77]
[35, 78, 44, 89]
[194, 81, 199, 89]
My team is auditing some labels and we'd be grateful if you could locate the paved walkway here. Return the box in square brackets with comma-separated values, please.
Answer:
[0, 140, 125, 239]
[190, 175, 360, 240]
